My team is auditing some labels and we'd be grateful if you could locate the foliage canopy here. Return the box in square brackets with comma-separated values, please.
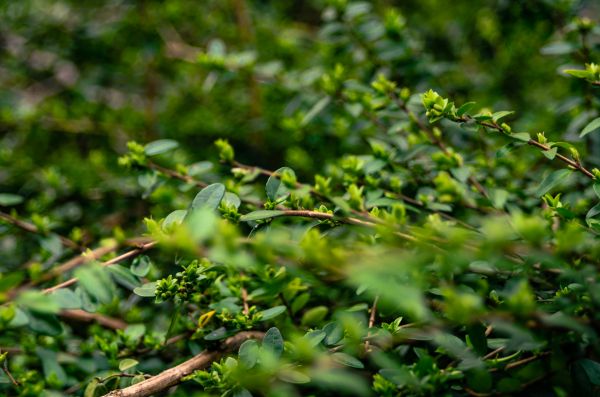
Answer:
[2, 1, 600, 396]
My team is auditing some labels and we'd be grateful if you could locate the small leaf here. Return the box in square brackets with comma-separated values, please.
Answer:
[492, 111, 514, 122]
[575, 359, 600, 385]
[162, 210, 187, 232]
[332, 352, 364, 368]
[509, 132, 530, 142]
[238, 339, 259, 368]
[108, 265, 141, 290]
[0, 193, 23, 206]
[144, 139, 179, 156]
[278, 368, 311, 384]
[75, 264, 115, 304]
[580, 117, 600, 138]
[51, 289, 82, 310]
[222, 192, 241, 209]
[130, 255, 151, 277]
[301, 97, 331, 126]
[118, 358, 139, 371]
[542, 147, 558, 160]
[456, 102, 476, 116]
[239, 210, 285, 222]
[204, 327, 228, 341]
[467, 324, 488, 356]
[258, 305, 287, 321]
[540, 41, 574, 55]
[266, 167, 295, 201]
[564, 69, 592, 79]
[262, 327, 284, 359]
[496, 142, 524, 158]
[301, 306, 328, 326]
[191, 183, 226, 211]
[534, 169, 572, 197]
[133, 282, 156, 297]
[17, 291, 60, 314]
[593, 183, 600, 200]
[586, 203, 600, 220]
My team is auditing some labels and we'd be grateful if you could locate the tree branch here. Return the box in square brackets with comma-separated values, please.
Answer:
[102, 331, 264, 397]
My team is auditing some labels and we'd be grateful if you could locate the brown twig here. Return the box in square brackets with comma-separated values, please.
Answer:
[102, 331, 264, 397]
[1, 349, 19, 387]
[0, 210, 80, 250]
[60, 309, 127, 330]
[40, 240, 157, 295]
[364, 295, 379, 352]
[465, 118, 595, 180]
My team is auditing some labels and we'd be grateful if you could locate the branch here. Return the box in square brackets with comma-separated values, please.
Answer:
[41, 240, 157, 295]
[102, 331, 264, 397]
[463, 117, 595, 180]
[59, 309, 127, 330]
[0, 210, 80, 250]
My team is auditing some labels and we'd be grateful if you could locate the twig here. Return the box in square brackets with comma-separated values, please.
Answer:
[364, 295, 379, 352]
[102, 331, 264, 397]
[0, 210, 80, 250]
[1, 349, 19, 387]
[40, 241, 157, 295]
[60, 309, 127, 330]
[461, 117, 595, 180]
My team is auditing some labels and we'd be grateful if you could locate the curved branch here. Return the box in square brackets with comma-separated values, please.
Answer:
[102, 331, 264, 397]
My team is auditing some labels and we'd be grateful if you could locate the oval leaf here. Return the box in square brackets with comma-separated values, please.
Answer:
[580, 117, 600, 138]
[262, 327, 284, 359]
[332, 352, 364, 368]
[258, 305, 287, 321]
[239, 210, 285, 222]
[191, 183, 225, 211]
[534, 169, 572, 197]
[144, 139, 179, 156]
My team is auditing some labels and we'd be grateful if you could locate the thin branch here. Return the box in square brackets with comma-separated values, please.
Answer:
[40, 240, 157, 295]
[0, 210, 80, 250]
[102, 331, 264, 397]
[60, 309, 127, 330]
[461, 117, 595, 180]
[1, 349, 19, 387]
[364, 295, 379, 352]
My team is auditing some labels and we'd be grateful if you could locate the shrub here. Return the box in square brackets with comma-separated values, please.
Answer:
[1, 1, 600, 397]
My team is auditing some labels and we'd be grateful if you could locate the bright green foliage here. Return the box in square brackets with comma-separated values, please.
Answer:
[2, 1, 600, 397]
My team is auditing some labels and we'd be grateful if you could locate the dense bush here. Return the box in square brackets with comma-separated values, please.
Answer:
[2, 1, 600, 396]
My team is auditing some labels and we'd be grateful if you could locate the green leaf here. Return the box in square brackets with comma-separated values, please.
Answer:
[301, 306, 328, 326]
[238, 339, 259, 368]
[204, 327, 228, 341]
[593, 183, 600, 200]
[27, 312, 62, 336]
[258, 305, 287, 321]
[301, 97, 331, 126]
[130, 255, 151, 277]
[191, 183, 226, 211]
[124, 324, 146, 343]
[564, 69, 592, 79]
[542, 147, 557, 160]
[75, 264, 115, 304]
[262, 327, 284, 359]
[17, 291, 60, 314]
[240, 210, 285, 222]
[496, 142, 524, 158]
[118, 358, 139, 371]
[266, 167, 295, 201]
[456, 101, 476, 116]
[37, 347, 67, 384]
[0, 193, 23, 206]
[51, 289, 82, 310]
[222, 192, 241, 209]
[332, 352, 364, 368]
[162, 209, 187, 232]
[575, 359, 600, 385]
[133, 282, 156, 297]
[534, 169, 572, 197]
[108, 265, 141, 290]
[580, 117, 600, 138]
[540, 41, 574, 55]
[586, 203, 600, 220]
[492, 111, 514, 122]
[144, 139, 179, 156]
[323, 322, 344, 346]
[509, 132, 530, 142]
[278, 368, 311, 384]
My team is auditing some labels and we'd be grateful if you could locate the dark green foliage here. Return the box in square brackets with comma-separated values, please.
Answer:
[2, 1, 600, 397]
